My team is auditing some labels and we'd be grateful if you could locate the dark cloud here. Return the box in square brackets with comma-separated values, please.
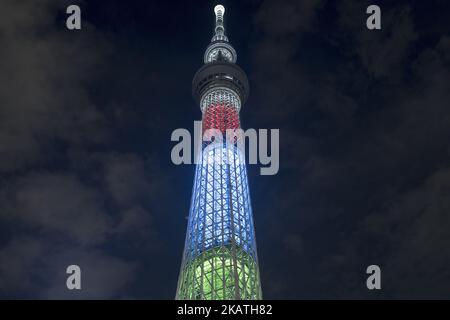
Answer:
[0, 236, 137, 299]
[248, 0, 450, 298]
[103, 153, 154, 207]
[358, 166, 450, 298]
[0, 237, 47, 294]
[338, 1, 418, 79]
[2, 172, 111, 244]
[0, 0, 165, 299]
[254, 0, 324, 36]
[40, 248, 137, 299]
[0, 0, 109, 173]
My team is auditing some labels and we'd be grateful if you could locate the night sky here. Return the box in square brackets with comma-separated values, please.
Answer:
[1, 0, 450, 299]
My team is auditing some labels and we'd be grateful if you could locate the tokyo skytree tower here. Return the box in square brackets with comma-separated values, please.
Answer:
[175, 5, 262, 300]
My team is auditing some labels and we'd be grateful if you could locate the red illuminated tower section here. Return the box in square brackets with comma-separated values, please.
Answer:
[203, 103, 240, 135]
[176, 5, 262, 300]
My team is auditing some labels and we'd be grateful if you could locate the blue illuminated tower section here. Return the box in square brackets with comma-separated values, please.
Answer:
[176, 5, 262, 300]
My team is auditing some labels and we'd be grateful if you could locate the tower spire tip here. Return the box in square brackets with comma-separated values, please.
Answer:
[204, 4, 237, 63]
[214, 4, 225, 15]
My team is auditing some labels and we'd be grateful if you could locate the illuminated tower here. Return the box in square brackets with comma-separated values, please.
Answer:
[176, 5, 262, 300]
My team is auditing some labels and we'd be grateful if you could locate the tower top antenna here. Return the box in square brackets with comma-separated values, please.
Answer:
[214, 4, 225, 15]
[204, 4, 237, 64]
[214, 5, 226, 36]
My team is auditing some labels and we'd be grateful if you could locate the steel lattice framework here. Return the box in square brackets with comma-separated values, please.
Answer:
[176, 5, 262, 300]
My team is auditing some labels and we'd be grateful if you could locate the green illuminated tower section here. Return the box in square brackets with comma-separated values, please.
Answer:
[176, 5, 262, 300]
